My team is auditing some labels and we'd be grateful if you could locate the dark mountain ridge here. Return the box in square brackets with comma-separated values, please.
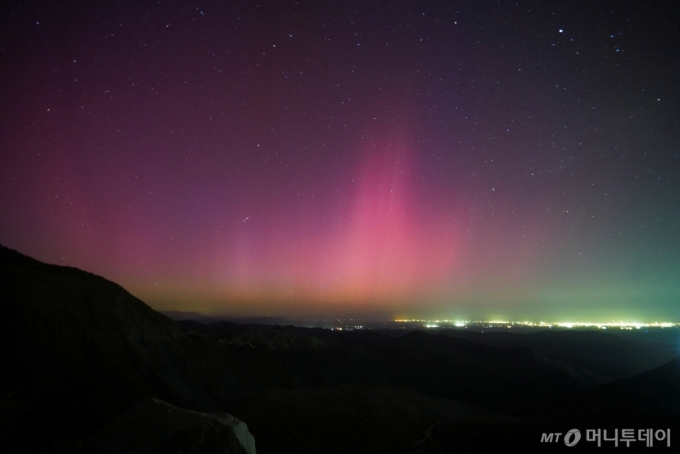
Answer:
[178, 319, 587, 412]
[439, 328, 678, 385]
[0, 245, 241, 452]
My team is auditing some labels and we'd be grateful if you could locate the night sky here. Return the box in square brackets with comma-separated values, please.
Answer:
[1, 1, 678, 321]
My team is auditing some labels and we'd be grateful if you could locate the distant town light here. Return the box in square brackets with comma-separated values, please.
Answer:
[391, 319, 677, 329]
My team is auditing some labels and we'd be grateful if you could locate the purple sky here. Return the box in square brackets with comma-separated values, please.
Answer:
[1, 1, 679, 321]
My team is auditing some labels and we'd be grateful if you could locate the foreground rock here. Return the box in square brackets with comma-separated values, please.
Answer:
[94, 398, 256, 454]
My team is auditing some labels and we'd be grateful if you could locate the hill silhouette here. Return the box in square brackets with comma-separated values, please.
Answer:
[0, 245, 243, 452]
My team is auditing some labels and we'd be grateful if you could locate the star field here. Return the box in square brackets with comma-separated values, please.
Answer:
[0, 0, 678, 321]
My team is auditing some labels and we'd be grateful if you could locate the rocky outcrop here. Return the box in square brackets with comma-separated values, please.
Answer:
[94, 398, 256, 454]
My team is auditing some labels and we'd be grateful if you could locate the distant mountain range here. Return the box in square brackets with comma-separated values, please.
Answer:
[162, 311, 294, 326]
[1, 244, 677, 453]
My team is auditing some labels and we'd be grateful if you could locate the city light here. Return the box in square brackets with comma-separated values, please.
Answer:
[393, 319, 678, 329]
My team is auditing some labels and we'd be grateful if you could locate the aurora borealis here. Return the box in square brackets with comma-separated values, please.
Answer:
[1, 1, 678, 321]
